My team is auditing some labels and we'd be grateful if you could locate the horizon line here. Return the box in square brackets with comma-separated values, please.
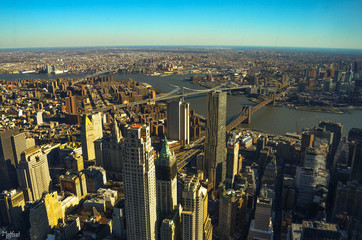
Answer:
[1, 44, 362, 51]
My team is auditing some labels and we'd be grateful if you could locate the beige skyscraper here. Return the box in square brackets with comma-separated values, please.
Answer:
[181, 175, 212, 240]
[81, 115, 96, 161]
[205, 91, 227, 189]
[90, 112, 103, 140]
[225, 132, 240, 189]
[16, 146, 51, 202]
[123, 124, 157, 240]
[167, 100, 190, 145]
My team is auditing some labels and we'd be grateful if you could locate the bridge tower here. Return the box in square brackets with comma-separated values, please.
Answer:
[180, 87, 185, 101]
[228, 81, 232, 94]
[272, 92, 276, 106]
[241, 106, 251, 124]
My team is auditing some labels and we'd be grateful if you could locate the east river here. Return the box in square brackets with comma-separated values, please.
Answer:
[1, 73, 362, 135]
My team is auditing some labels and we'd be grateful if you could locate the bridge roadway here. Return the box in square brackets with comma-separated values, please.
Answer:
[86, 84, 249, 114]
[73, 70, 114, 85]
[176, 89, 288, 171]
[226, 90, 287, 131]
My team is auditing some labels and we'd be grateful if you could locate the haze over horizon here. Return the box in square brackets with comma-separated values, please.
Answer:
[1, 0, 362, 49]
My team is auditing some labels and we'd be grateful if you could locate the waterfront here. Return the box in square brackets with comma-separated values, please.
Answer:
[114, 74, 362, 135]
[1, 73, 361, 135]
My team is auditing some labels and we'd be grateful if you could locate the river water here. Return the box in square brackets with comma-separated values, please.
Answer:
[1, 73, 361, 135]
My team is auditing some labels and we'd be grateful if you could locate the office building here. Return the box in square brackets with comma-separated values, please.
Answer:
[81, 115, 96, 161]
[167, 100, 190, 145]
[319, 121, 343, 166]
[225, 132, 240, 189]
[181, 175, 212, 240]
[205, 91, 227, 188]
[302, 221, 340, 240]
[350, 141, 362, 184]
[0, 128, 20, 191]
[311, 127, 333, 148]
[262, 158, 277, 185]
[11, 132, 27, 165]
[295, 167, 329, 210]
[16, 146, 51, 202]
[113, 199, 127, 240]
[248, 197, 273, 240]
[65, 95, 78, 114]
[123, 124, 157, 240]
[90, 112, 103, 141]
[65, 153, 84, 172]
[36, 111, 43, 125]
[43, 192, 64, 228]
[59, 171, 87, 201]
[29, 192, 64, 240]
[83, 166, 107, 193]
[156, 136, 178, 220]
[0, 189, 25, 229]
[301, 132, 314, 152]
[30, 201, 51, 240]
[95, 119, 124, 180]
[348, 128, 362, 142]
[218, 190, 247, 240]
[288, 221, 340, 240]
[160, 205, 183, 240]
[332, 181, 362, 221]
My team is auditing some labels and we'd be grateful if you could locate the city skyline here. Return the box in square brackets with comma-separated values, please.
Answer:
[1, 0, 362, 49]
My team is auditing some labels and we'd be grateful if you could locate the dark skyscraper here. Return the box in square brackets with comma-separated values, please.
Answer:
[0, 129, 20, 191]
[205, 91, 227, 188]
[319, 121, 343, 167]
[156, 136, 177, 220]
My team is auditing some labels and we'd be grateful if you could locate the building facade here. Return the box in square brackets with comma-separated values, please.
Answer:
[16, 146, 51, 202]
[167, 100, 190, 145]
[205, 91, 227, 188]
[123, 124, 157, 240]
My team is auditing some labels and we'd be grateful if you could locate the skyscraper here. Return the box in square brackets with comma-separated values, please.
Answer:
[319, 121, 343, 167]
[123, 124, 157, 240]
[156, 136, 177, 220]
[90, 112, 103, 141]
[81, 115, 96, 161]
[11, 132, 27, 166]
[16, 146, 51, 202]
[218, 190, 247, 240]
[65, 95, 78, 114]
[225, 132, 240, 189]
[248, 197, 273, 240]
[0, 189, 25, 229]
[95, 119, 124, 180]
[0, 128, 20, 191]
[181, 175, 212, 240]
[167, 100, 190, 145]
[205, 91, 227, 188]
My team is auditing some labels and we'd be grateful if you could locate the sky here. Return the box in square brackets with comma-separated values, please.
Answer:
[1, 0, 362, 49]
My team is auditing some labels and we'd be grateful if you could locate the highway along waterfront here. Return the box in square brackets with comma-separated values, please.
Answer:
[2, 72, 362, 135]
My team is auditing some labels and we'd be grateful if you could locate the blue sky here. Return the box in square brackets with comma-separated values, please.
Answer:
[1, 0, 361, 49]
